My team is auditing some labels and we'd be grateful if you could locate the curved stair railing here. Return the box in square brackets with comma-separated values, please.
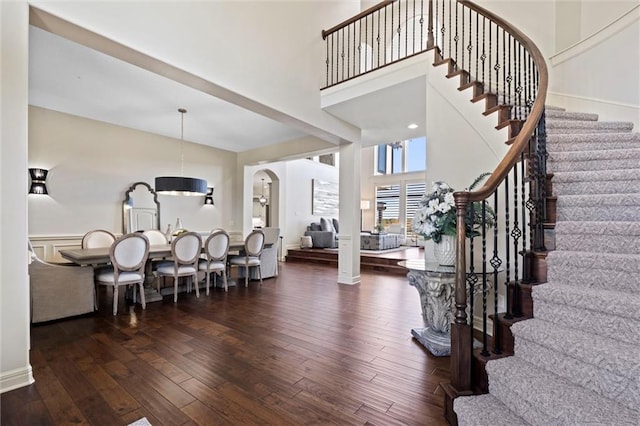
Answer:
[323, 1, 549, 423]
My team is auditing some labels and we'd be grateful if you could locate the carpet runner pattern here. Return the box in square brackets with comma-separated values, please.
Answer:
[454, 107, 640, 425]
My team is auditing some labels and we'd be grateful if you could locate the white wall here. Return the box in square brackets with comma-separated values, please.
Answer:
[580, 0, 639, 37]
[30, 1, 362, 145]
[29, 107, 238, 239]
[1, 0, 34, 393]
[549, 4, 640, 128]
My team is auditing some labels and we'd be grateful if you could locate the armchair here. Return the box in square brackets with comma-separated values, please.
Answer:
[29, 243, 95, 323]
[240, 227, 280, 280]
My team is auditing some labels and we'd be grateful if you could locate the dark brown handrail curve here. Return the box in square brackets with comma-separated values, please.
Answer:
[454, 0, 548, 204]
[451, 0, 548, 394]
[322, 0, 396, 39]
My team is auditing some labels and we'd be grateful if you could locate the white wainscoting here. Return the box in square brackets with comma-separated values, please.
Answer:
[29, 234, 85, 262]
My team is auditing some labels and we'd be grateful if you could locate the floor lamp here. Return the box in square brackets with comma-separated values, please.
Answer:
[360, 200, 370, 231]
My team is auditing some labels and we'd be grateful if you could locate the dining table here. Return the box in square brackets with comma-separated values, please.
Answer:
[59, 240, 270, 301]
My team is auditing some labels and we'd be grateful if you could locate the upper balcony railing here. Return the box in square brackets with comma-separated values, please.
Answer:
[321, 0, 434, 89]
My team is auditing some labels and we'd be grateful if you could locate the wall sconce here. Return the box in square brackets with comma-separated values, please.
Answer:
[29, 168, 48, 195]
[204, 187, 214, 205]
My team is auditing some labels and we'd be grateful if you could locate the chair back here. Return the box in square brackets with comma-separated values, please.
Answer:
[110, 233, 150, 273]
[244, 230, 265, 257]
[171, 232, 202, 265]
[142, 229, 168, 245]
[205, 230, 230, 262]
[82, 229, 116, 249]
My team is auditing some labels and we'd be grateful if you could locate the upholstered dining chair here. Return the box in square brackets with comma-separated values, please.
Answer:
[198, 230, 230, 294]
[229, 230, 265, 287]
[95, 233, 150, 315]
[81, 229, 116, 249]
[155, 231, 202, 303]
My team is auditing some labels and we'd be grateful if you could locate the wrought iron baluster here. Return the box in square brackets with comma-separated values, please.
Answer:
[347, 26, 351, 79]
[448, 0, 452, 61]
[481, 201, 489, 356]
[377, 10, 381, 68]
[481, 16, 486, 87]
[488, 20, 492, 93]
[427, 0, 433, 49]
[511, 163, 520, 301]
[454, 1, 459, 66]
[440, 0, 445, 58]
[340, 28, 344, 82]
[504, 174, 512, 320]
[406, 0, 409, 57]
[467, 7, 472, 74]
[491, 191, 502, 354]
[475, 12, 479, 84]
[502, 28, 506, 105]
[412, 0, 416, 54]
[325, 34, 330, 87]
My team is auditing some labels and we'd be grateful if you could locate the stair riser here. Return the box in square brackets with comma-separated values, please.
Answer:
[548, 142, 640, 152]
[547, 127, 633, 134]
[545, 111, 598, 121]
[547, 267, 640, 293]
[533, 301, 640, 345]
[514, 338, 640, 411]
[555, 234, 640, 254]
[553, 180, 640, 195]
[549, 158, 640, 172]
[487, 375, 555, 425]
[557, 206, 640, 222]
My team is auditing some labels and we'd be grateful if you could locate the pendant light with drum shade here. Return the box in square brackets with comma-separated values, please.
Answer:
[155, 108, 207, 196]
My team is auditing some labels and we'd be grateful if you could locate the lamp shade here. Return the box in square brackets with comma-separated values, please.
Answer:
[155, 176, 207, 196]
[360, 200, 370, 210]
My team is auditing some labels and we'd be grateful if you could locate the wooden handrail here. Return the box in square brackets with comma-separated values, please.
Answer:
[454, 0, 548, 204]
[322, 0, 396, 39]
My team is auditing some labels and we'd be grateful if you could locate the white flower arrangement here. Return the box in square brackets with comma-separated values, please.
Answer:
[412, 174, 496, 244]
[412, 181, 457, 243]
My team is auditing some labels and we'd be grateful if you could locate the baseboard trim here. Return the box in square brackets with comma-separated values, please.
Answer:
[0, 365, 34, 394]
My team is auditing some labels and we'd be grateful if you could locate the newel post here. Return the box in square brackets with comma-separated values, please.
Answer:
[451, 192, 472, 391]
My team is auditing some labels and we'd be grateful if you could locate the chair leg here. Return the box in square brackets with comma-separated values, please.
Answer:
[245, 265, 249, 287]
[194, 274, 200, 298]
[205, 269, 210, 296]
[258, 265, 263, 286]
[174, 275, 179, 303]
[138, 282, 146, 310]
[223, 270, 228, 292]
[113, 285, 118, 316]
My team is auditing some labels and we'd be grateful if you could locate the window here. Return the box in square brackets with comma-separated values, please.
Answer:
[375, 184, 400, 228]
[405, 182, 427, 240]
[375, 137, 426, 175]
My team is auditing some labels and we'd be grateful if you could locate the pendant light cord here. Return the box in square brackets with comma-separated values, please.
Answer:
[179, 108, 186, 177]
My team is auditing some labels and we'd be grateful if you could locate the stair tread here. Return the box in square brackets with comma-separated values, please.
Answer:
[549, 147, 640, 161]
[454, 393, 529, 426]
[511, 318, 640, 379]
[487, 356, 640, 425]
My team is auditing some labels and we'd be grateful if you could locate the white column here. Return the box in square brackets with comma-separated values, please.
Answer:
[338, 142, 361, 285]
[1, 0, 34, 393]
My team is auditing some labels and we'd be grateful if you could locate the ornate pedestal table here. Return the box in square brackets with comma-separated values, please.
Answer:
[399, 259, 456, 356]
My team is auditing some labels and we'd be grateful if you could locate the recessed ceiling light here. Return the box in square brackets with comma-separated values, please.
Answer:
[407, 123, 418, 129]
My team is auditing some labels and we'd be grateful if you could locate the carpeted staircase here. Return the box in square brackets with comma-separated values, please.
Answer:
[454, 107, 640, 425]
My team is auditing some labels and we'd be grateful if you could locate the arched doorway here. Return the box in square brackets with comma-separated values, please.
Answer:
[251, 169, 279, 229]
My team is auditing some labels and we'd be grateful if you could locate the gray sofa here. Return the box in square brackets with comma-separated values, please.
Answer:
[304, 218, 339, 248]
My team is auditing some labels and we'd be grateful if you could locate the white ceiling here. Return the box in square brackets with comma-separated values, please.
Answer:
[29, 25, 424, 155]
[28, 26, 307, 153]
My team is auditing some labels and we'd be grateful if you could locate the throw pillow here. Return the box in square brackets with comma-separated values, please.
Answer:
[332, 218, 339, 234]
[309, 222, 321, 231]
[320, 217, 332, 232]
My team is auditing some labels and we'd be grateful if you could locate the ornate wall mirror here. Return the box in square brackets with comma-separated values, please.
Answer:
[122, 182, 160, 233]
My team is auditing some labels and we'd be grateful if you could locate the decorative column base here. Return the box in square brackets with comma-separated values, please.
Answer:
[411, 326, 451, 356]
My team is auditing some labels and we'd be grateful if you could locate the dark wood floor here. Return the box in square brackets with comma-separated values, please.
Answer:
[1, 262, 450, 426]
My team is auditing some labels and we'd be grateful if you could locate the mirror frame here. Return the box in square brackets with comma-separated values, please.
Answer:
[122, 181, 160, 234]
